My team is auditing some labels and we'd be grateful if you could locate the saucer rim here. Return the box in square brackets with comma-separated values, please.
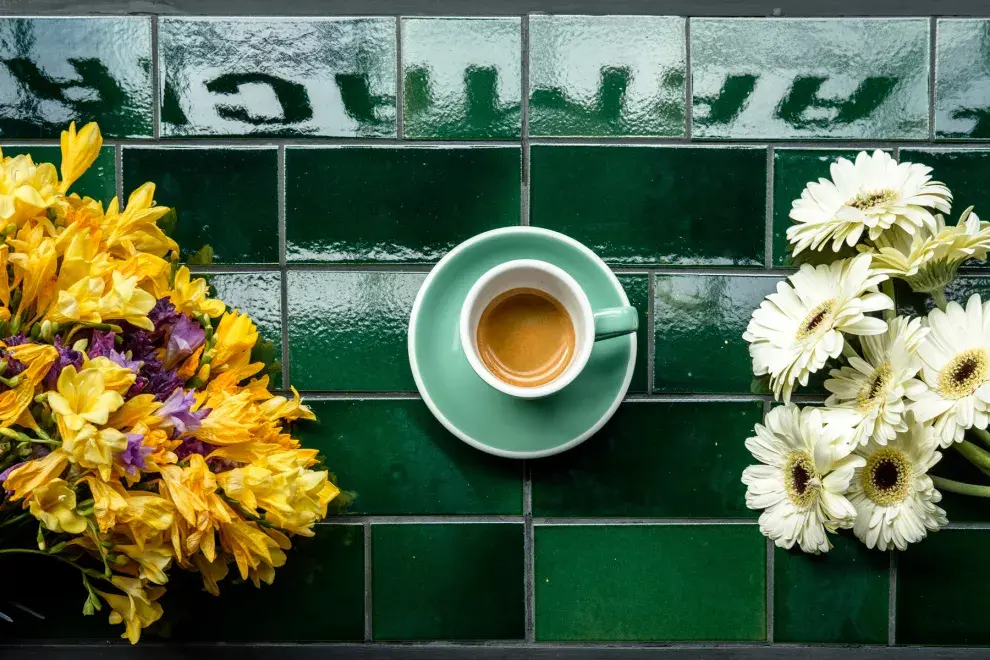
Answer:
[407, 226, 635, 459]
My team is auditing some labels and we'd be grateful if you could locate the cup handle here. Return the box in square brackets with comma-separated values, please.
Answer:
[593, 306, 638, 341]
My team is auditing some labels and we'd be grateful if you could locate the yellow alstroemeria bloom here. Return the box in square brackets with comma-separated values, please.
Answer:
[117, 543, 173, 585]
[169, 266, 225, 318]
[0, 152, 59, 227]
[28, 478, 87, 534]
[79, 475, 128, 533]
[84, 356, 137, 395]
[61, 424, 128, 480]
[98, 271, 156, 331]
[59, 121, 103, 193]
[101, 183, 177, 258]
[209, 310, 258, 372]
[1, 449, 69, 501]
[96, 576, 165, 644]
[117, 491, 175, 551]
[49, 365, 125, 433]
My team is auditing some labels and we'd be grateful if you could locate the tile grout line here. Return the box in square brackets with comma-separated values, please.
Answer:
[297, 391, 799, 403]
[114, 144, 123, 202]
[929, 16, 937, 142]
[151, 15, 160, 141]
[647, 272, 656, 394]
[888, 552, 897, 646]
[765, 146, 774, 268]
[684, 17, 692, 140]
[317, 516, 759, 525]
[523, 462, 535, 642]
[395, 16, 404, 140]
[765, 538, 774, 643]
[278, 145, 290, 393]
[185, 263, 800, 276]
[520, 14, 531, 227]
[364, 522, 373, 642]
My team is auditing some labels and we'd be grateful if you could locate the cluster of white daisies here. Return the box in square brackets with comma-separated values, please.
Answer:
[743, 150, 990, 554]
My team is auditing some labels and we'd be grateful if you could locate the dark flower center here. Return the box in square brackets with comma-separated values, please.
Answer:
[849, 189, 897, 211]
[863, 447, 910, 506]
[796, 300, 836, 340]
[939, 348, 988, 400]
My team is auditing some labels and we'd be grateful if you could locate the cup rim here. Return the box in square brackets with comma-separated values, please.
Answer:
[459, 258, 595, 399]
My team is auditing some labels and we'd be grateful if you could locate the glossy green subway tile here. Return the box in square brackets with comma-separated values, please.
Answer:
[372, 524, 525, 640]
[532, 401, 762, 518]
[160, 17, 396, 137]
[935, 19, 990, 139]
[897, 529, 990, 644]
[401, 17, 521, 139]
[286, 147, 520, 263]
[896, 274, 990, 318]
[772, 149, 865, 267]
[929, 444, 990, 523]
[299, 400, 523, 515]
[123, 147, 278, 265]
[528, 15, 685, 137]
[0, 17, 153, 138]
[774, 535, 889, 644]
[287, 271, 422, 391]
[616, 274, 649, 393]
[2, 145, 115, 201]
[691, 19, 929, 140]
[201, 271, 282, 389]
[530, 146, 765, 267]
[534, 525, 765, 641]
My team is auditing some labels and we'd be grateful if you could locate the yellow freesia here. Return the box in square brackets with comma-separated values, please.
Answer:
[116, 251, 172, 299]
[107, 394, 162, 430]
[117, 543, 173, 585]
[0, 152, 59, 227]
[209, 310, 258, 372]
[99, 271, 156, 331]
[1, 449, 68, 500]
[259, 387, 316, 422]
[54, 227, 112, 291]
[79, 475, 128, 533]
[117, 491, 175, 550]
[102, 183, 177, 258]
[46, 275, 105, 326]
[7, 228, 57, 319]
[169, 266, 225, 318]
[97, 576, 165, 644]
[28, 478, 87, 534]
[191, 553, 230, 596]
[59, 121, 103, 193]
[218, 516, 285, 580]
[61, 424, 128, 480]
[0, 343, 57, 428]
[49, 365, 125, 433]
[191, 389, 263, 446]
[84, 356, 137, 395]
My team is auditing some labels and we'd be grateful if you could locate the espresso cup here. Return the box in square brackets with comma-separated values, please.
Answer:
[460, 259, 638, 399]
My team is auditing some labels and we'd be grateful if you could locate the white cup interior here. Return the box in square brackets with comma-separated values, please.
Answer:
[461, 260, 594, 399]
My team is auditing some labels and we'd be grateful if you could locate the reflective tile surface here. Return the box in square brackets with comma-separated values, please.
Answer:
[935, 19, 990, 139]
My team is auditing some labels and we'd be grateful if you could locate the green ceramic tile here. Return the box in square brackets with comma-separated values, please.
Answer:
[0, 17, 153, 138]
[402, 18, 521, 139]
[160, 18, 396, 137]
[929, 444, 990, 523]
[772, 149, 865, 267]
[691, 19, 929, 139]
[300, 400, 523, 515]
[935, 19, 990, 139]
[1, 145, 115, 201]
[616, 274, 649, 393]
[123, 147, 278, 265]
[287, 271, 422, 391]
[532, 401, 762, 518]
[534, 525, 765, 641]
[201, 271, 282, 389]
[530, 146, 765, 267]
[372, 524, 524, 640]
[774, 534, 889, 644]
[895, 274, 990, 318]
[897, 529, 990, 644]
[286, 147, 520, 263]
[528, 15, 685, 137]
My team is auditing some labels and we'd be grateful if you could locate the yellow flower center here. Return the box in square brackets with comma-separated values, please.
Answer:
[938, 348, 988, 400]
[784, 451, 818, 508]
[849, 189, 898, 211]
[796, 299, 836, 341]
[862, 447, 911, 506]
[857, 362, 892, 413]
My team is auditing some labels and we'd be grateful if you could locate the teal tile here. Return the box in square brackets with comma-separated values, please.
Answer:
[774, 535, 889, 644]
[534, 525, 766, 641]
[201, 271, 282, 389]
[300, 400, 522, 515]
[0, 17, 153, 138]
[528, 15, 685, 137]
[1, 145, 115, 201]
[616, 274, 649, 393]
[123, 147, 278, 265]
[530, 146, 765, 267]
[532, 401, 762, 518]
[935, 19, 990, 139]
[287, 271, 422, 391]
[286, 147, 520, 263]
[692, 19, 929, 139]
[160, 17, 396, 137]
[897, 529, 990, 644]
[372, 524, 525, 640]
[929, 444, 990, 523]
[896, 274, 990, 318]
[402, 18, 521, 139]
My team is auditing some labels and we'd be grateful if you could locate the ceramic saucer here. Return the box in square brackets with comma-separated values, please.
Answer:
[408, 227, 635, 459]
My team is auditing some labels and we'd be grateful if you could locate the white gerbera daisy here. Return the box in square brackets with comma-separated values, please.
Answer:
[909, 294, 990, 447]
[787, 150, 952, 256]
[823, 316, 929, 447]
[742, 404, 864, 554]
[847, 421, 947, 551]
[744, 253, 893, 402]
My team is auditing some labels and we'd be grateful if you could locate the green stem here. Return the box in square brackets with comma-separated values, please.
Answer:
[881, 278, 897, 321]
[932, 288, 949, 311]
[955, 440, 990, 469]
[0, 548, 110, 581]
[0, 512, 29, 530]
[931, 475, 990, 498]
[973, 428, 990, 449]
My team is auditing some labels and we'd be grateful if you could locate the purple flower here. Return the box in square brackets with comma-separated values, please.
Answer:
[90, 330, 143, 374]
[143, 368, 182, 402]
[118, 433, 153, 475]
[149, 298, 181, 337]
[175, 437, 211, 461]
[157, 388, 209, 435]
[165, 315, 205, 368]
[44, 336, 83, 390]
[0, 462, 20, 498]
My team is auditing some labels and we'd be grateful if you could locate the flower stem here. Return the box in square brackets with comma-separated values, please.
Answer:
[932, 288, 949, 311]
[956, 440, 990, 470]
[0, 548, 110, 580]
[0, 512, 29, 530]
[972, 428, 990, 449]
[931, 475, 990, 498]
[881, 279, 897, 321]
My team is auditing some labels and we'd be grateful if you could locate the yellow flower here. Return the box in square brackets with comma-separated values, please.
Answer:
[97, 576, 165, 644]
[169, 266, 225, 318]
[191, 389, 263, 446]
[79, 475, 128, 533]
[209, 310, 258, 372]
[54, 227, 112, 291]
[99, 271, 156, 331]
[259, 387, 316, 422]
[191, 554, 229, 596]
[218, 516, 285, 580]
[46, 275, 105, 326]
[49, 365, 125, 433]
[0, 343, 57, 429]
[84, 355, 137, 395]
[61, 424, 128, 480]
[102, 183, 177, 258]
[117, 543, 173, 585]
[7, 228, 57, 319]
[116, 252, 172, 299]
[117, 491, 175, 550]
[59, 121, 103, 193]
[28, 478, 87, 534]
[107, 394, 162, 430]
[0, 152, 59, 227]
[0, 449, 68, 500]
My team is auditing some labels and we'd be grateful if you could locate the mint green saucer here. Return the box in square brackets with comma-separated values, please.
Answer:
[408, 227, 635, 458]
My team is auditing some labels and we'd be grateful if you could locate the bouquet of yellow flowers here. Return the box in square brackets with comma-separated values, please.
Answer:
[0, 123, 338, 642]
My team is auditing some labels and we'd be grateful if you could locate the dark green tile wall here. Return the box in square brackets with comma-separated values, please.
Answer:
[4, 11, 990, 651]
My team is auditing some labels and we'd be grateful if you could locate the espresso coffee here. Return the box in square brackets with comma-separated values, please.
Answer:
[476, 288, 576, 388]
